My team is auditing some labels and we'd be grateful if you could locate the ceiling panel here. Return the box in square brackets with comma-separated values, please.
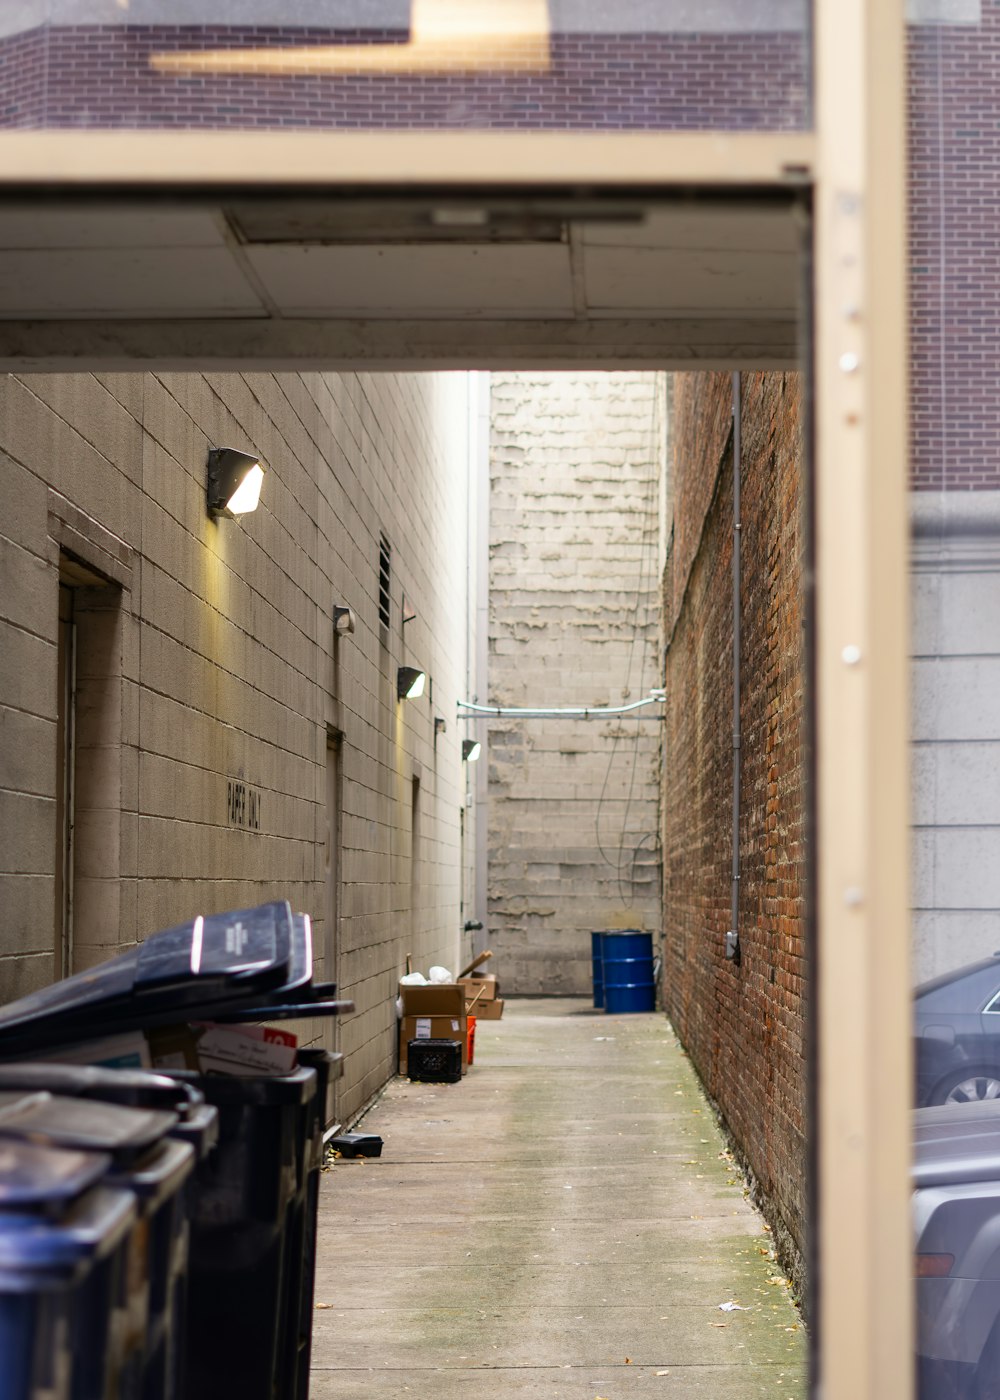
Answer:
[0, 248, 263, 318]
[581, 205, 802, 253]
[246, 243, 575, 317]
[0, 208, 226, 250]
[583, 246, 799, 317]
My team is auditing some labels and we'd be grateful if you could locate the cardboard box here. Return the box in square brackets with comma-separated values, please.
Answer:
[147, 1025, 200, 1072]
[459, 975, 499, 1002]
[462, 976, 503, 1020]
[399, 1014, 467, 1074]
[195, 1023, 298, 1077]
[399, 983, 465, 1018]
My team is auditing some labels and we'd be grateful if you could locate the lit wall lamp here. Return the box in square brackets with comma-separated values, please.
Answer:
[397, 666, 426, 700]
[333, 605, 356, 636]
[207, 448, 265, 518]
[462, 739, 481, 762]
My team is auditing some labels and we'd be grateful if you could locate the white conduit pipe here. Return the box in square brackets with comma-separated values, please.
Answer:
[457, 690, 665, 719]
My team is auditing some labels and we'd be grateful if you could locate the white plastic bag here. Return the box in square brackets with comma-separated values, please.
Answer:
[428, 965, 453, 984]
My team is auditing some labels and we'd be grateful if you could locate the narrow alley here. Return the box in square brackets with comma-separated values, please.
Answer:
[311, 1001, 807, 1398]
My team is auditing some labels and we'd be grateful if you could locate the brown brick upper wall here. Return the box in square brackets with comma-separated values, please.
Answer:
[908, 4, 1000, 491]
[0, 25, 806, 131]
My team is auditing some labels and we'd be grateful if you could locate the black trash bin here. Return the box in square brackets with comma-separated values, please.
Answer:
[0, 903, 353, 1400]
[167, 1066, 317, 1400]
[287, 1048, 344, 1399]
[0, 1136, 136, 1400]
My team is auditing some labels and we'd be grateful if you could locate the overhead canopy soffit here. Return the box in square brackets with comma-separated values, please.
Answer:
[0, 189, 806, 371]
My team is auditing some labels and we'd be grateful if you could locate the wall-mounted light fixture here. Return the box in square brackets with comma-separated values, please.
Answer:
[462, 739, 482, 762]
[397, 666, 426, 700]
[207, 448, 265, 518]
[333, 605, 356, 636]
[434, 717, 447, 737]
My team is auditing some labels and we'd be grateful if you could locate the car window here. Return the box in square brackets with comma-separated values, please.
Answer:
[916, 963, 1000, 1013]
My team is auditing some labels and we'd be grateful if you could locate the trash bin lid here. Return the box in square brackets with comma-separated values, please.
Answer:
[168, 1063, 317, 1106]
[269, 912, 314, 997]
[185, 910, 316, 1010]
[0, 902, 312, 1056]
[211, 998, 353, 1023]
[135, 901, 295, 993]
[170, 1102, 219, 1160]
[0, 1137, 110, 1211]
[0, 1091, 177, 1161]
[0, 949, 136, 1038]
[0, 1182, 136, 1283]
[107, 1137, 195, 1211]
[0, 1062, 205, 1115]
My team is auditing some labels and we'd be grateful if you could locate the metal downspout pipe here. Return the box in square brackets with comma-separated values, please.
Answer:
[725, 371, 742, 964]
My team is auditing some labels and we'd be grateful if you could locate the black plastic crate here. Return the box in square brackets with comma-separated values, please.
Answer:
[328, 1133, 382, 1159]
[407, 1039, 462, 1084]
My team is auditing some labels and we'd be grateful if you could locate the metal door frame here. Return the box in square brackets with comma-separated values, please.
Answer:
[0, 1, 911, 1389]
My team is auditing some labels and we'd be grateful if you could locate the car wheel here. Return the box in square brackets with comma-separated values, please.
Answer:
[931, 1071, 1000, 1107]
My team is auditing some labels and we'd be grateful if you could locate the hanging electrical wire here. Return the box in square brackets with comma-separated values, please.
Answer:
[572, 375, 665, 902]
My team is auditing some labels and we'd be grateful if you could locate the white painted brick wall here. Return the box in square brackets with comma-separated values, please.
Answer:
[488, 372, 665, 995]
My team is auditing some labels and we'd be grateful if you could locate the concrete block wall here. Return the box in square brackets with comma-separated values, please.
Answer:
[487, 372, 664, 995]
[0, 368, 479, 1124]
[661, 370, 807, 1284]
[911, 491, 1000, 982]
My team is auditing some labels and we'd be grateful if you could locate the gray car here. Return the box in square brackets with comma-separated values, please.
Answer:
[915, 1101, 1000, 1398]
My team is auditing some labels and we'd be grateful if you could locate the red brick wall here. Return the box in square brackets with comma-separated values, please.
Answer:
[0, 24, 806, 131]
[662, 370, 807, 1278]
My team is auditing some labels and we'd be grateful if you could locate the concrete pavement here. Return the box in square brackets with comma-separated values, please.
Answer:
[310, 997, 807, 1399]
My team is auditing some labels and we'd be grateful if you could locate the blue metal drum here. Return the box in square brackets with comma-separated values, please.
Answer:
[591, 932, 606, 1008]
[602, 930, 656, 1013]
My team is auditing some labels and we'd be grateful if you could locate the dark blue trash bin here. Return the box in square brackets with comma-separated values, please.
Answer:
[0, 1136, 137, 1400]
[0, 1089, 192, 1400]
[602, 930, 656, 1013]
[0, 1063, 217, 1400]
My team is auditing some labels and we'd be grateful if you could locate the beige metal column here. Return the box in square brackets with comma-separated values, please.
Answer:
[814, 0, 912, 1395]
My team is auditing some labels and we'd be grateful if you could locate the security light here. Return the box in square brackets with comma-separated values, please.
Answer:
[462, 740, 481, 762]
[397, 666, 426, 700]
[207, 448, 265, 518]
[333, 605, 356, 635]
